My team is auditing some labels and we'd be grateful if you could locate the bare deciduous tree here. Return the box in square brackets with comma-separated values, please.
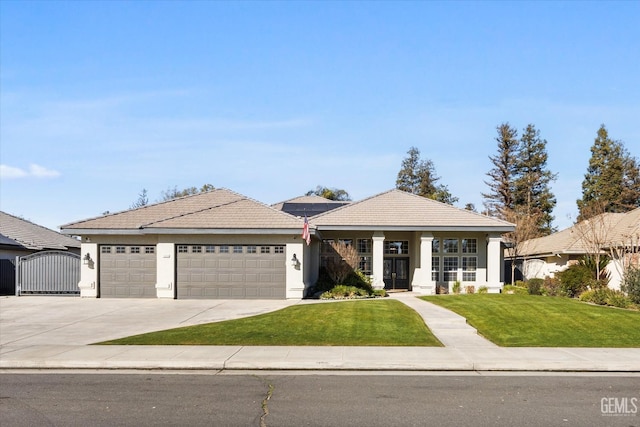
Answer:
[505, 208, 543, 283]
[324, 240, 359, 284]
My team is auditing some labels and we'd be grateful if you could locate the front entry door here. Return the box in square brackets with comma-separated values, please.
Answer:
[383, 257, 410, 290]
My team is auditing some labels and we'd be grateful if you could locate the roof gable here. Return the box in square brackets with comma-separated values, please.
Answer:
[310, 189, 514, 230]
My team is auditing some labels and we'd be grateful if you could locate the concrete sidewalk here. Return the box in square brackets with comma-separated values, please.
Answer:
[1, 294, 639, 372]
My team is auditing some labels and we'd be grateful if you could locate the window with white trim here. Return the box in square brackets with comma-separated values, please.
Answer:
[462, 256, 477, 281]
[247, 246, 257, 254]
[432, 239, 440, 253]
[384, 241, 409, 254]
[101, 246, 111, 254]
[274, 246, 284, 254]
[462, 239, 477, 254]
[130, 247, 140, 254]
[260, 246, 270, 254]
[432, 256, 440, 281]
[116, 246, 126, 254]
[177, 245, 188, 253]
[219, 245, 229, 253]
[145, 246, 155, 254]
[233, 246, 243, 254]
[443, 256, 458, 282]
[443, 239, 458, 253]
[192, 246, 202, 253]
[206, 246, 215, 253]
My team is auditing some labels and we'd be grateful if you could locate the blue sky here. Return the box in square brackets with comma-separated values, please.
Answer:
[1, 1, 638, 232]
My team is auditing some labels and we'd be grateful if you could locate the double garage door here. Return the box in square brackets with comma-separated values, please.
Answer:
[99, 244, 286, 299]
[177, 244, 286, 299]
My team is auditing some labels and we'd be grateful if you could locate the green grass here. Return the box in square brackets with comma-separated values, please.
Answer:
[422, 294, 640, 347]
[97, 299, 442, 346]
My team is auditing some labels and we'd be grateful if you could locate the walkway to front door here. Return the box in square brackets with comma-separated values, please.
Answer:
[383, 257, 409, 290]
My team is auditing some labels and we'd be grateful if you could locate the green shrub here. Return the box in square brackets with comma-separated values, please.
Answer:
[558, 264, 593, 297]
[514, 280, 526, 288]
[606, 291, 632, 309]
[452, 281, 461, 294]
[465, 285, 475, 294]
[579, 288, 633, 309]
[342, 270, 374, 293]
[478, 286, 488, 294]
[579, 289, 607, 305]
[373, 289, 387, 297]
[503, 285, 528, 295]
[312, 267, 336, 294]
[622, 266, 640, 304]
[527, 278, 544, 295]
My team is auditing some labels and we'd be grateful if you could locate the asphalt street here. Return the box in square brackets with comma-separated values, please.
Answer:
[1, 372, 639, 427]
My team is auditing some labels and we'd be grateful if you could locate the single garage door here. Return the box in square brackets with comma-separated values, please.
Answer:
[99, 245, 157, 298]
[177, 244, 286, 299]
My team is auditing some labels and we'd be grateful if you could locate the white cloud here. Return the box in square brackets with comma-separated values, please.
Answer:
[0, 164, 61, 179]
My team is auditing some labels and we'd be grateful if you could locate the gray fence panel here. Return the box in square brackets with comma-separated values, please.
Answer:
[17, 251, 80, 295]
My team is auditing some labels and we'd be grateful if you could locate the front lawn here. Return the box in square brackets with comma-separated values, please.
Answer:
[98, 299, 442, 346]
[422, 294, 640, 347]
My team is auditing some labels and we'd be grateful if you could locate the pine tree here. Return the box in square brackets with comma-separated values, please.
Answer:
[514, 124, 558, 235]
[482, 123, 519, 218]
[396, 147, 458, 205]
[577, 125, 640, 220]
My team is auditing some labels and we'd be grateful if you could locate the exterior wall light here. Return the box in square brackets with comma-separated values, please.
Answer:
[291, 253, 300, 267]
[83, 253, 92, 265]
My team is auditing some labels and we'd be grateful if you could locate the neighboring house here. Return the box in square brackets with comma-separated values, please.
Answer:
[0, 211, 81, 295]
[60, 188, 514, 299]
[508, 208, 640, 290]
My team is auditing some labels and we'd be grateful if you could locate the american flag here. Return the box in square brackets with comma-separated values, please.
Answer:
[302, 215, 311, 245]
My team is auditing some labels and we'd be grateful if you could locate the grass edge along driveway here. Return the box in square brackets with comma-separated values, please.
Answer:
[98, 298, 443, 346]
[422, 294, 640, 347]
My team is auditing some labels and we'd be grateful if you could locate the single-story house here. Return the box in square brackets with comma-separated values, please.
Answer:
[507, 208, 640, 290]
[60, 188, 514, 299]
[0, 211, 81, 295]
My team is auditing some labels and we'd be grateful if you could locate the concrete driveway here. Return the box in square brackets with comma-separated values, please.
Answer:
[0, 296, 299, 346]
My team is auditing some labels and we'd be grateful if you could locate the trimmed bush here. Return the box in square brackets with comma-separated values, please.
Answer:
[478, 286, 488, 294]
[527, 278, 544, 295]
[558, 264, 593, 297]
[622, 266, 640, 304]
[465, 285, 475, 294]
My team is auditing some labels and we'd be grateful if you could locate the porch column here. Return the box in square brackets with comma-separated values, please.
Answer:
[156, 243, 175, 299]
[78, 242, 98, 298]
[412, 233, 435, 295]
[372, 232, 385, 290]
[486, 233, 503, 293]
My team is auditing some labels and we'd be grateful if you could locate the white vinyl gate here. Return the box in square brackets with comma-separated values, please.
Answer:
[16, 251, 80, 295]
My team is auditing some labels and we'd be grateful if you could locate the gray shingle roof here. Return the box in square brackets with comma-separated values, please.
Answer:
[517, 208, 640, 257]
[0, 211, 81, 250]
[310, 189, 514, 230]
[61, 188, 304, 232]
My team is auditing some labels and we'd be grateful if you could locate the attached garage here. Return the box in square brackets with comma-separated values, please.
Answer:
[99, 245, 157, 298]
[176, 244, 286, 299]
